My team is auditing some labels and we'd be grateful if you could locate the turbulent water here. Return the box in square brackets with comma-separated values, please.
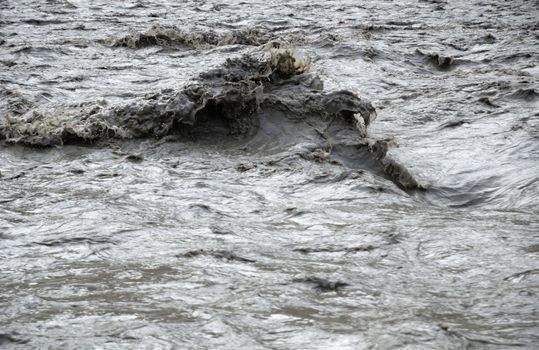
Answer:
[1, 0, 538, 349]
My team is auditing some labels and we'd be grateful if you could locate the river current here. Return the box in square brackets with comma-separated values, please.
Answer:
[0, 1, 538, 349]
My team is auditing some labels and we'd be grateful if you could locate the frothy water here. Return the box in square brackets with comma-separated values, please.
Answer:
[1, 1, 538, 349]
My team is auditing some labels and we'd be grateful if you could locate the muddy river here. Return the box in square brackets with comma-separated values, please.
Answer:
[1, 0, 538, 348]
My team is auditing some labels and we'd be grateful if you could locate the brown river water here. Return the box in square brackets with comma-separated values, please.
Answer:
[0, 0, 538, 349]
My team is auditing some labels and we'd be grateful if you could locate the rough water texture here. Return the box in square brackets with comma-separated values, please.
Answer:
[1, 0, 538, 349]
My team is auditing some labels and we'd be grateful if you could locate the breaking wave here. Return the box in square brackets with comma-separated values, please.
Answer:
[0, 46, 421, 191]
[102, 24, 273, 49]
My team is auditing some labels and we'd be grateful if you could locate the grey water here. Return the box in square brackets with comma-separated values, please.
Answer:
[1, 0, 538, 349]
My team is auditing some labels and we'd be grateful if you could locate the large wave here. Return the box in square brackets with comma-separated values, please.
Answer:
[0, 46, 421, 191]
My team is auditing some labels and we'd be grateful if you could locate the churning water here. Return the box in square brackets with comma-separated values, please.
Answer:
[1, 1, 538, 349]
